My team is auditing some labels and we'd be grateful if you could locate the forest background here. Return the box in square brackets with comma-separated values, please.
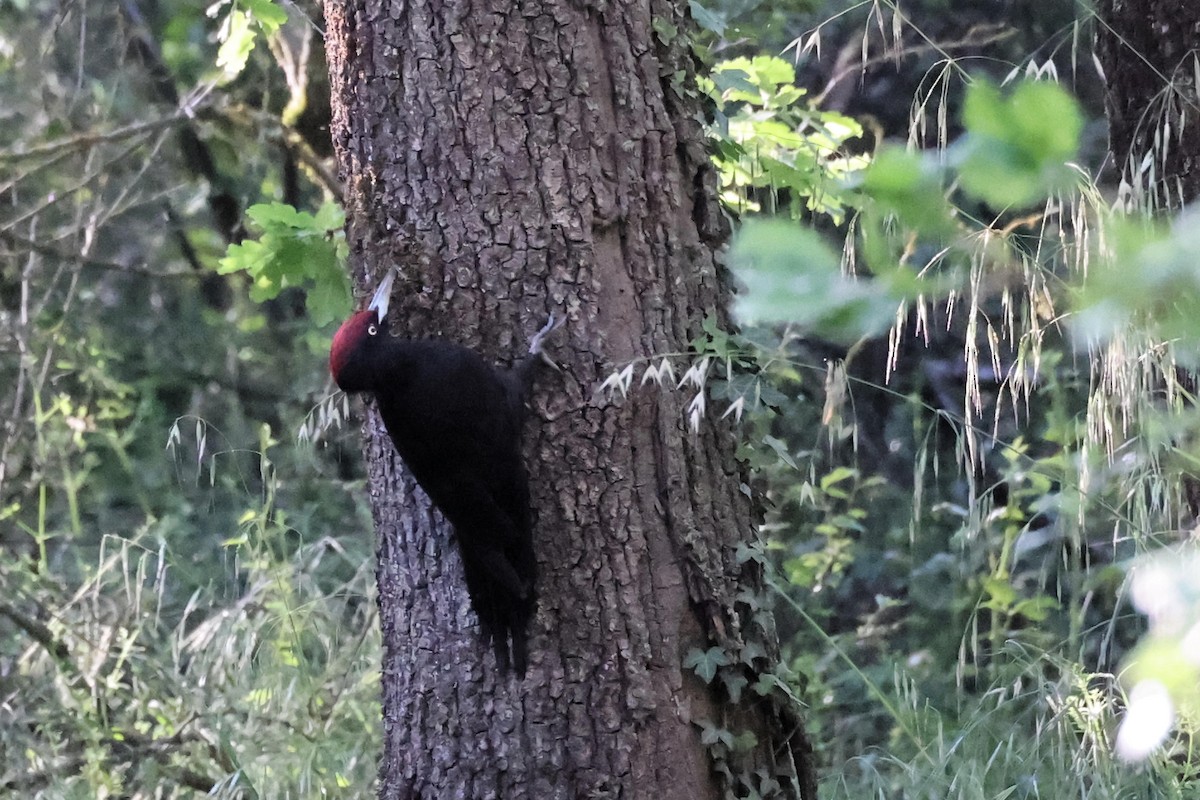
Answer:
[2, 0, 1199, 796]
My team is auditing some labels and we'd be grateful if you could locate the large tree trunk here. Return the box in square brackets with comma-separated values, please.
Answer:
[322, 1, 816, 797]
[1095, 0, 1200, 207]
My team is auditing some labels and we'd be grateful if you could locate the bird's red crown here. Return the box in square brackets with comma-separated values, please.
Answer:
[329, 270, 395, 386]
[329, 309, 374, 384]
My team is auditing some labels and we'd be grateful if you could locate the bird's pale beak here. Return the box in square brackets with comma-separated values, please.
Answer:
[367, 269, 396, 323]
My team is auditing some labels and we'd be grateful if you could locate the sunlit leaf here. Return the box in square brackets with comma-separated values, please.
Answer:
[216, 9, 256, 83]
[242, 0, 287, 32]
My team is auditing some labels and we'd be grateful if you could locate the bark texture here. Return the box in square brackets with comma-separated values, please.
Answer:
[323, 0, 815, 797]
[1095, 0, 1200, 205]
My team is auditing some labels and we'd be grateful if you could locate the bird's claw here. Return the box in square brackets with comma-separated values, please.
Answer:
[529, 314, 565, 371]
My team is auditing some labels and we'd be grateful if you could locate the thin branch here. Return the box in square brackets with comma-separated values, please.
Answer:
[815, 23, 1016, 108]
[0, 601, 70, 661]
[282, 125, 344, 201]
[0, 230, 193, 277]
[0, 114, 188, 165]
[223, 103, 344, 201]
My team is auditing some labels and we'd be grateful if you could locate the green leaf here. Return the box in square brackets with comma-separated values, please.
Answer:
[711, 67, 757, 101]
[761, 435, 797, 470]
[216, 9, 257, 83]
[652, 17, 677, 45]
[964, 80, 1081, 163]
[712, 56, 797, 101]
[312, 201, 346, 231]
[684, 646, 733, 683]
[218, 202, 351, 325]
[981, 576, 1017, 610]
[718, 55, 795, 89]
[242, 0, 287, 32]
[1072, 211, 1200, 365]
[307, 267, 352, 328]
[819, 466, 856, 491]
[752, 673, 783, 696]
[859, 146, 953, 235]
[689, 0, 725, 36]
[735, 542, 767, 566]
[719, 671, 749, 703]
[731, 220, 902, 343]
[698, 720, 736, 749]
[218, 239, 268, 274]
[740, 640, 768, 665]
[248, 272, 283, 302]
[1013, 594, 1058, 622]
[956, 80, 1083, 208]
[247, 202, 312, 229]
[731, 730, 759, 753]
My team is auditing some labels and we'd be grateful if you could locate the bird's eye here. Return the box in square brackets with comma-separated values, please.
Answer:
[368, 324, 377, 336]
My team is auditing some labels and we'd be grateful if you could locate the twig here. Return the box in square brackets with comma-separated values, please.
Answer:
[0, 601, 69, 661]
[0, 114, 188, 164]
[814, 24, 1016, 108]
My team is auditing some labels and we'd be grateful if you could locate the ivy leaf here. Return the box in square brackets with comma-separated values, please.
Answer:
[735, 541, 766, 566]
[652, 17, 677, 45]
[731, 730, 759, 753]
[684, 646, 732, 683]
[697, 720, 735, 749]
[752, 672, 783, 696]
[739, 640, 768, 665]
[719, 671, 748, 703]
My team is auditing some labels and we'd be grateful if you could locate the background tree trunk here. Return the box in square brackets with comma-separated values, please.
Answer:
[322, 0, 816, 798]
[1095, 0, 1200, 206]
[1095, 2, 1200, 514]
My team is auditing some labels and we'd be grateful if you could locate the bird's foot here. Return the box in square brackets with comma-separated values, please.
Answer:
[529, 314, 566, 371]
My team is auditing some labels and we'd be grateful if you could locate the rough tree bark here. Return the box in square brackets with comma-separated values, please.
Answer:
[1095, 1, 1200, 206]
[322, 1, 816, 797]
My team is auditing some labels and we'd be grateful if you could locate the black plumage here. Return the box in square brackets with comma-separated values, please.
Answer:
[330, 271, 556, 676]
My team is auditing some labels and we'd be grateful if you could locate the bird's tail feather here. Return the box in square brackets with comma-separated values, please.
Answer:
[459, 545, 536, 678]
